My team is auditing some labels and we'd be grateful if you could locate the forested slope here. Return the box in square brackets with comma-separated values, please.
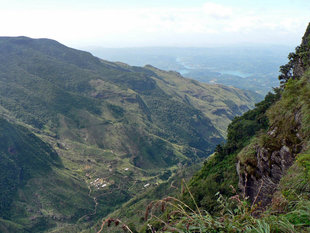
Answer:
[0, 37, 259, 232]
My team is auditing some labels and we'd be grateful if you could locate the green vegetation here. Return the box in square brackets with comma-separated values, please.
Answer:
[0, 118, 60, 219]
[94, 87, 281, 232]
[269, 71, 310, 139]
[91, 45, 290, 96]
[0, 118, 96, 232]
[102, 148, 310, 232]
[90, 164, 202, 233]
[1, 27, 309, 232]
[278, 23, 310, 85]
[124, 23, 310, 233]
[139, 171, 309, 232]
[183, 91, 280, 213]
[2, 29, 309, 232]
[0, 36, 258, 232]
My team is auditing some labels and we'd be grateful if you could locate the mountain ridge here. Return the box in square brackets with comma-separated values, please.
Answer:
[0, 36, 260, 232]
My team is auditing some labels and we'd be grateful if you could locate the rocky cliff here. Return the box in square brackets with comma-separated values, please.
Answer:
[238, 22, 310, 209]
[237, 107, 305, 208]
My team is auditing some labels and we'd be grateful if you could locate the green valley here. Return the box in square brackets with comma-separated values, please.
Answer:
[0, 36, 259, 232]
[125, 23, 310, 233]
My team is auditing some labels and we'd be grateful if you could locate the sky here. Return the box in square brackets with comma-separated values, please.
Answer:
[0, 0, 309, 48]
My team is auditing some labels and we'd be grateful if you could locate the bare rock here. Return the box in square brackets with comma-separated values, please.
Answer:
[238, 118, 302, 210]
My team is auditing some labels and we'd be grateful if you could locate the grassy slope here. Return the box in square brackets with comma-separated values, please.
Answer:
[0, 118, 94, 232]
[95, 25, 310, 232]
[82, 91, 272, 232]
[150, 63, 310, 232]
[181, 90, 279, 212]
[89, 164, 202, 233]
[0, 118, 60, 218]
[190, 71, 310, 232]
[0, 37, 259, 232]
[144, 65, 261, 137]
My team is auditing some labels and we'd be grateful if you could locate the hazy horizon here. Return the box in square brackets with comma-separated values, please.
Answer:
[81, 43, 295, 49]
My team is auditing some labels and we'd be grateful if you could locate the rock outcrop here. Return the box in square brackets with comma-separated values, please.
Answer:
[237, 120, 303, 209]
[238, 22, 310, 209]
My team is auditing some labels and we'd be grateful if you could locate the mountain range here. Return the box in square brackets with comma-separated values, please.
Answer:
[0, 36, 260, 232]
[108, 23, 310, 233]
[87, 45, 292, 95]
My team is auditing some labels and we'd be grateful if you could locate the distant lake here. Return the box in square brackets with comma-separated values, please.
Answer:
[220, 70, 252, 78]
[176, 56, 252, 78]
[178, 69, 252, 78]
[179, 69, 190, 75]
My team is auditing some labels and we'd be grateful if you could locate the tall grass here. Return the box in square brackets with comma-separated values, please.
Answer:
[139, 180, 308, 232]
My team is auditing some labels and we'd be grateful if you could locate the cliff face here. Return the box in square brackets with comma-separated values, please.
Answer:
[238, 23, 310, 209]
[237, 109, 304, 208]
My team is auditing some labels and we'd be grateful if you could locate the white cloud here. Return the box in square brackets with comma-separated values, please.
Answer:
[0, 2, 308, 47]
[202, 2, 233, 19]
